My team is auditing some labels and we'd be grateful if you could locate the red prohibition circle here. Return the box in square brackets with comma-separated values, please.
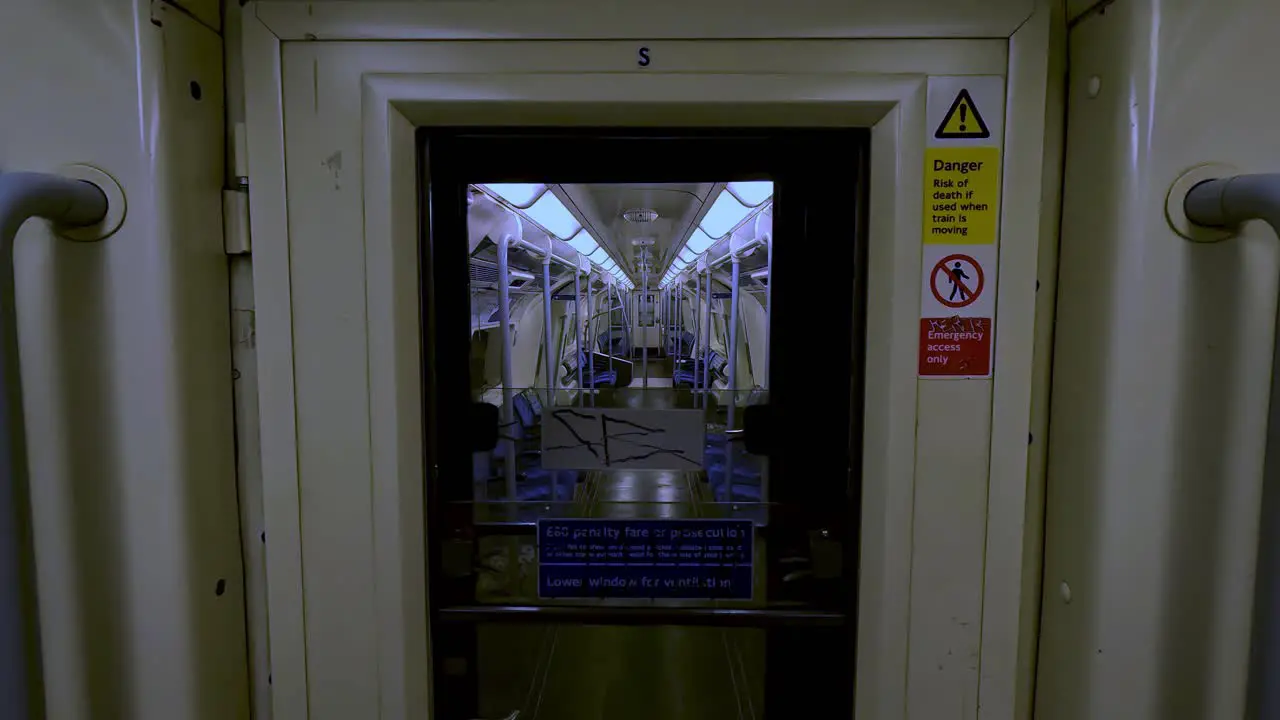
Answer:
[931, 253, 984, 309]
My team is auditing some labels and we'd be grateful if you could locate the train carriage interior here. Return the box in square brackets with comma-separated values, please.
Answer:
[464, 180, 772, 507]
[5, 1, 1280, 719]
[461, 177, 779, 718]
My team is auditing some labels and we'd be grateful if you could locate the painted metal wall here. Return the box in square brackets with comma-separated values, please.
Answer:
[255, 0, 1035, 40]
[0, 2, 250, 718]
[1039, 0, 1280, 716]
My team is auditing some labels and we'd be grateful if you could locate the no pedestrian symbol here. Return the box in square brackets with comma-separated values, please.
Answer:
[930, 253, 984, 309]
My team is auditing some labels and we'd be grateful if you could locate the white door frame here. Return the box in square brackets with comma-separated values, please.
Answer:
[241, 4, 1060, 718]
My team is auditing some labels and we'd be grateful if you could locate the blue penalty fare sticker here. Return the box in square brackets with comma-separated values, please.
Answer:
[537, 518, 753, 600]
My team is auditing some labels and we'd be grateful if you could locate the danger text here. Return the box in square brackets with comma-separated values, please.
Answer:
[923, 147, 1001, 245]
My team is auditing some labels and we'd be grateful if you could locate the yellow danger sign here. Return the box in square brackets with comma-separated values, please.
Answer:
[934, 89, 991, 140]
[923, 147, 1000, 244]
[920, 76, 1004, 380]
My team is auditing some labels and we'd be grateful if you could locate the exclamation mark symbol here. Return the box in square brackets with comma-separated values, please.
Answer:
[959, 103, 967, 132]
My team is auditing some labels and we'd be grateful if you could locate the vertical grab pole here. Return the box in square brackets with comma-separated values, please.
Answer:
[658, 286, 663, 355]
[586, 274, 595, 406]
[702, 265, 713, 403]
[762, 233, 772, 502]
[662, 286, 668, 359]
[656, 286, 662, 360]
[574, 268, 584, 407]
[676, 283, 682, 360]
[0, 172, 110, 720]
[622, 284, 631, 360]
[1180, 174, 1280, 718]
[642, 266, 649, 389]
[725, 255, 742, 499]
[696, 270, 706, 399]
[675, 284, 681, 358]
[764, 233, 773, 383]
[606, 280, 611, 379]
[675, 286, 680, 353]
[541, 244, 555, 408]
[497, 232, 519, 500]
[670, 286, 680, 356]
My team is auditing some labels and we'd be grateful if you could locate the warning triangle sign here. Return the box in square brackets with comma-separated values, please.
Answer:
[934, 88, 991, 140]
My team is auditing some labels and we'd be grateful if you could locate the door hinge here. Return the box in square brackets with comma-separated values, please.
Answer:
[223, 121, 251, 256]
[223, 188, 251, 255]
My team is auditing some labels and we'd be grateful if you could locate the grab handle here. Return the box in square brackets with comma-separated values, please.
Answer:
[0, 171, 112, 720]
[1183, 173, 1280, 719]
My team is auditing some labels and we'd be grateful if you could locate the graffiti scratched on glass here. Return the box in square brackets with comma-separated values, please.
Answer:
[540, 408, 706, 470]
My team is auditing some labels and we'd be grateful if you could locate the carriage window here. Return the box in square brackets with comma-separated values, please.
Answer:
[423, 127, 866, 720]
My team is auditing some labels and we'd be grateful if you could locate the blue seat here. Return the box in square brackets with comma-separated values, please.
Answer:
[705, 429, 763, 502]
[598, 330, 630, 357]
[673, 350, 727, 388]
[494, 391, 579, 501]
[707, 462, 761, 479]
[512, 393, 538, 430]
[516, 468, 577, 501]
[707, 351, 728, 377]
[578, 351, 619, 388]
[703, 430, 728, 458]
[672, 353, 706, 386]
[713, 483, 763, 502]
[666, 331, 696, 358]
[588, 371, 617, 387]
[706, 460, 763, 502]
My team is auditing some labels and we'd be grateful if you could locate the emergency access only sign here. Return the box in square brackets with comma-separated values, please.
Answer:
[919, 76, 1004, 379]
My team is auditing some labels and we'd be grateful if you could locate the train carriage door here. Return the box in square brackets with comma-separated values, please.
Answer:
[422, 128, 867, 719]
